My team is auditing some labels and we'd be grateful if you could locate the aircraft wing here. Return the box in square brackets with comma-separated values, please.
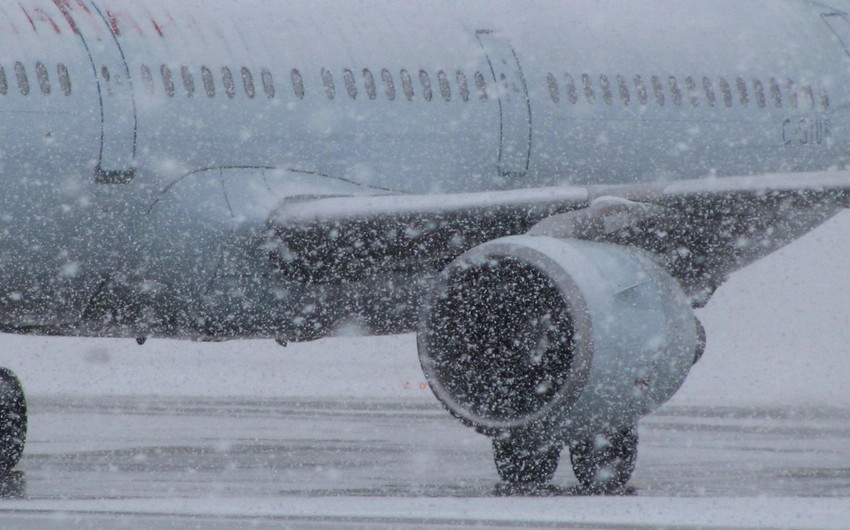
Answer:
[269, 170, 850, 304]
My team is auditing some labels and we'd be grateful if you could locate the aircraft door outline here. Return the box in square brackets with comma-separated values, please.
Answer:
[822, 11, 850, 58]
[476, 30, 532, 179]
[53, 0, 138, 183]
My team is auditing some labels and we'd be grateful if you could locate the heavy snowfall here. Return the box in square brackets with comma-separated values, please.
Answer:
[0, 211, 847, 528]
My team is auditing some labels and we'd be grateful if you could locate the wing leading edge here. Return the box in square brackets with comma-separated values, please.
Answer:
[269, 170, 850, 305]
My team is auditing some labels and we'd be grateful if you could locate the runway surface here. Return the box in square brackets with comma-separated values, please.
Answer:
[0, 396, 849, 528]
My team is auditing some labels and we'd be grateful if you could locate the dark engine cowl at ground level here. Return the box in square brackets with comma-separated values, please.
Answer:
[418, 236, 698, 441]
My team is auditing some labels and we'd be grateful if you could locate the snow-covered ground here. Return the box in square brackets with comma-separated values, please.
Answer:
[5, 497, 849, 530]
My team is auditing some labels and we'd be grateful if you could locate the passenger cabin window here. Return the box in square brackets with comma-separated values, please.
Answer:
[438, 70, 451, 101]
[15, 62, 29, 95]
[564, 73, 578, 104]
[457, 71, 469, 102]
[363, 69, 376, 100]
[753, 79, 766, 108]
[36, 62, 50, 95]
[547, 72, 559, 103]
[161, 65, 175, 97]
[242, 67, 255, 98]
[684, 76, 699, 106]
[141, 65, 155, 95]
[618, 74, 630, 105]
[321, 68, 335, 99]
[201, 66, 215, 97]
[381, 69, 395, 100]
[401, 69, 414, 100]
[343, 68, 357, 99]
[419, 70, 433, 101]
[581, 73, 595, 103]
[702, 77, 716, 107]
[651, 75, 665, 106]
[57, 66, 69, 96]
[475, 71, 488, 101]
[719, 78, 732, 107]
[634, 75, 648, 105]
[222, 67, 236, 99]
[669, 76, 682, 106]
[181, 66, 195, 97]
[55, 64, 70, 97]
[599, 74, 613, 105]
[261, 68, 275, 98]
[292, 69, 305, 99]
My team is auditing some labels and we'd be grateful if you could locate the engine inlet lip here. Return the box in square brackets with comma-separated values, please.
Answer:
[418, 238, 594, 432]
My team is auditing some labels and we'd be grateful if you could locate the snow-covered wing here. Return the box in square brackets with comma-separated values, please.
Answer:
[268, 170, 850, 301]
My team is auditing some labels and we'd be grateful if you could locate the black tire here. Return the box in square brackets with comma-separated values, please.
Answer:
[493, 434, 561, 485]
[569, 426, 637, 494]
[0, 368, 26, 472]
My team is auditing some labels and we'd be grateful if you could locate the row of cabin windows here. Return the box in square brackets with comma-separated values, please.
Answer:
[5, 61, 830, 115]
[0, 62, 491, 103]
[547, 73, 831, 111]
[136, 64, 492, 103]
[0, 62, 72, 96]
[138, 65, 277, 99]
[0, 62, 279, 101]
[321, 68, 490, 102]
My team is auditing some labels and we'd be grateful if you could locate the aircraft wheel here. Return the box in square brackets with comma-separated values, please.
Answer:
[0, 368, 26, 472]
[569, 426, 637, 494]
[492, 434, 561, 486]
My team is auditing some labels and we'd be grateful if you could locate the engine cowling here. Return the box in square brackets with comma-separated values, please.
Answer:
[417, 235, 698, 440]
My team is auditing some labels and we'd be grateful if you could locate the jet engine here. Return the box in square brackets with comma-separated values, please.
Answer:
[418, 235, 700, 491]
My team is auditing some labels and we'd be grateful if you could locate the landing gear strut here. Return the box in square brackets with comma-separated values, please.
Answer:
[0, 368, 26, 472]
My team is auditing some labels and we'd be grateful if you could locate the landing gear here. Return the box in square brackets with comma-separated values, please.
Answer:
[492, 433, 561, 486]
[0, 368, 26, 472]
[569, 426, 638, 494]
[492, 426, 638, 494]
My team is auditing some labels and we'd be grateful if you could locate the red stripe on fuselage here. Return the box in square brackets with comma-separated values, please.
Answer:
[34, 8, 62, 33]
[23, 4, 64, 34]
[50, 0, 80, 34]
[106, 8, 119, 35]
[72, 0, 89, 14]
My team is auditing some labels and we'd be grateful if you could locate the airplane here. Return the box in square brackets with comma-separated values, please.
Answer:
[0, 0, 848, 494]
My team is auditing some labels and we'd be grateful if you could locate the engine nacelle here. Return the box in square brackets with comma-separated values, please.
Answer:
[418, 235, 698, 440]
